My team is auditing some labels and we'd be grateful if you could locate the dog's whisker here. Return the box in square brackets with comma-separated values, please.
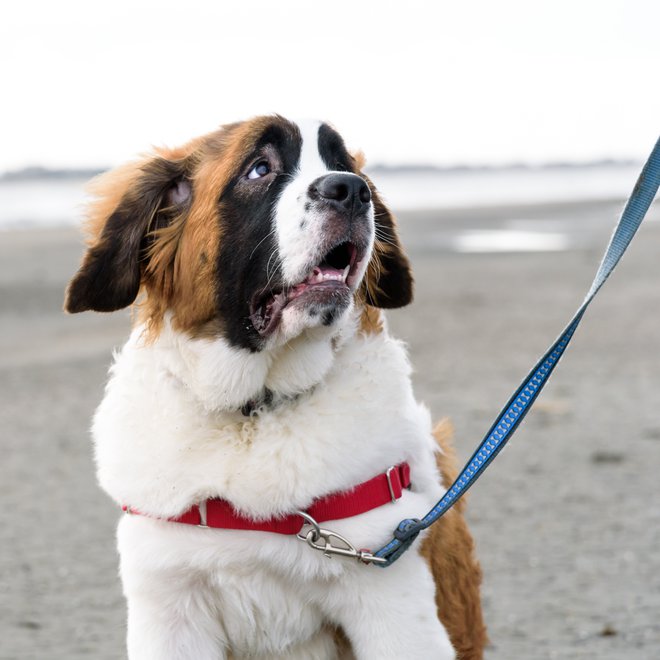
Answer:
[264, 250, 282, 290]
[249, 226, 278, 262]
[374, 231, 400, 250]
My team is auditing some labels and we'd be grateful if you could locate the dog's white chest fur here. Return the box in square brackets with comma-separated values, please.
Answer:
[95, 316, 442, 522]
[94, 317, 454, 658]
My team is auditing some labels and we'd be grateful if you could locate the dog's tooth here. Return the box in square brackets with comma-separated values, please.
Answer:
[342, 265, 350, 282]
[307, 267, 322, 284]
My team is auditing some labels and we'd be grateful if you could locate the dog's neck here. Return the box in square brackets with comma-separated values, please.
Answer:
[142, 312, 359, 414]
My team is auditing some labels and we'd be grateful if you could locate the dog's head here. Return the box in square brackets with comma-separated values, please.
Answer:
[65, 116, 412, 351]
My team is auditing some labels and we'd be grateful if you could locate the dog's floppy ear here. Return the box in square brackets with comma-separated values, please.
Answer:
[360, 173, 414, 308]
[64, 155, 191, 314]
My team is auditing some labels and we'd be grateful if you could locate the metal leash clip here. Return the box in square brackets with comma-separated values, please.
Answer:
[296, 511, 387, 565]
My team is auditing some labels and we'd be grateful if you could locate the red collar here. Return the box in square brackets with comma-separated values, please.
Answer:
[123, 462, 411, 534]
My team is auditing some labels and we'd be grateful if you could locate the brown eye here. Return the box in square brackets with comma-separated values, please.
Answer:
[247, 160, 271, 180]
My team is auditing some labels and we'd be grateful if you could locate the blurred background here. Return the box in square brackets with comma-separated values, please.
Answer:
[1, 1, 659, 658]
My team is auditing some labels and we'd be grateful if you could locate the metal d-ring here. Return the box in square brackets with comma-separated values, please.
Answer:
[296, 510, 321, 542]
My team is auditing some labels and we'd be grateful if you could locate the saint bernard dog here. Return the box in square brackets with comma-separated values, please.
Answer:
[65, 116, 487, 659]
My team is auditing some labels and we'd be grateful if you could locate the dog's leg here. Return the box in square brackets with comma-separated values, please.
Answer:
[124, 589, 225, 660]
[124, 588, 225, 660]
[121, 554, 225, 660]
[324, 555, 456, 659]
[127, 601, 226, 660]
[118, 518, 227, 659]
[264, 625, 345, 660]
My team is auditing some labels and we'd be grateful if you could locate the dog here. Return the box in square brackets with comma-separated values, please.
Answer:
[65, 116, 486, 659]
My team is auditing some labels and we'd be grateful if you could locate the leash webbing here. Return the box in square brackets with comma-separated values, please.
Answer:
[374, 136, 660, 567]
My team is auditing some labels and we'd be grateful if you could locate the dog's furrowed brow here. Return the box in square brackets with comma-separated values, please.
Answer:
[234, 124, 300, 175]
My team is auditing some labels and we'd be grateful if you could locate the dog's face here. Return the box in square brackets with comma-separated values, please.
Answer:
[65, 116, 413, 350]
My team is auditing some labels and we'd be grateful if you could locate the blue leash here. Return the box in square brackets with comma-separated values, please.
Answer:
[374, 136, 660, 567]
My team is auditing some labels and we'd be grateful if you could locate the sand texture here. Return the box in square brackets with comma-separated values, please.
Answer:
[1, 198, 659, 659]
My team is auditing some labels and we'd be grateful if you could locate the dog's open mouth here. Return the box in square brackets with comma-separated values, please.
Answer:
[250, 241, 362, 336]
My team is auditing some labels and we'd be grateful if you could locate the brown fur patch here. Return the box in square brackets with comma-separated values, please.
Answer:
[351, 149, 367, 172]
[138, 137, 223, 337]
[358, 304, 384, 335]
[421, 419, 488, 659]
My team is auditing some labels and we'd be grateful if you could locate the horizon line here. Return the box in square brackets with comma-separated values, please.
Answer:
[0, 158, 643, 183]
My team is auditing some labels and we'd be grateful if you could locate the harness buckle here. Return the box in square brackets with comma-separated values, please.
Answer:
[296, 511, 387, 565]
[385, 465, 398, 503]
[198, 501, 208, 528]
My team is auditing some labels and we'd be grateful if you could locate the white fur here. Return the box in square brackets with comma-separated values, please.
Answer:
[275, 119, 333, 283]
[96, 311, 455, 658]
[271, 120, 374, 346]
[92, 119, 456, 659]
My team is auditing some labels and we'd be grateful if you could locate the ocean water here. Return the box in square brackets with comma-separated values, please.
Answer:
[0, 178, 91, 230]
[371, 163, 642, 210]
[0, 163, 652, 253]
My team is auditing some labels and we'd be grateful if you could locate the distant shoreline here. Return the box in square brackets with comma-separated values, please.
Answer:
[367, 158, 640, 174]
[1, 162, 650, 232]
[0, 166, 105, 183]
[0, 159, 642, 183]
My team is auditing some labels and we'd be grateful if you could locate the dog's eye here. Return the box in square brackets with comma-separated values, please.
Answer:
[247, 160, 271, 180]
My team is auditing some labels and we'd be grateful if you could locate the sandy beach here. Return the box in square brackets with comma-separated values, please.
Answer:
[1, 198, 659, 659]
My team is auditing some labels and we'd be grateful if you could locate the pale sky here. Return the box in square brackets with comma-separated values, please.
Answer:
[2, 0, 659, 171]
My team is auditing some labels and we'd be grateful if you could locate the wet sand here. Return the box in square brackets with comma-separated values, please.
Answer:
[1, 199, 659, 659]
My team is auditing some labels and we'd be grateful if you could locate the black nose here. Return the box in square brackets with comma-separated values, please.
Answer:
[313, 173, 372, 214]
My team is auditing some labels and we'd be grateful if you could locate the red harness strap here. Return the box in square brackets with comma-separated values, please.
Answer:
[123, 462, 411, 535]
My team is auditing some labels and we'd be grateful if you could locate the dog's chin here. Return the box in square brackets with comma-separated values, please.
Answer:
[273, 286, 353, 343]
[250, 239, 367, 346]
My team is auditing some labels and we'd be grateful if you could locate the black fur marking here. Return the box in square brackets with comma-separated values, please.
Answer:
[241, 388, 274, 416]
[322, 310, 336, 326]
[215, 118, 303, 350]
[318, 124, 356, 173]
